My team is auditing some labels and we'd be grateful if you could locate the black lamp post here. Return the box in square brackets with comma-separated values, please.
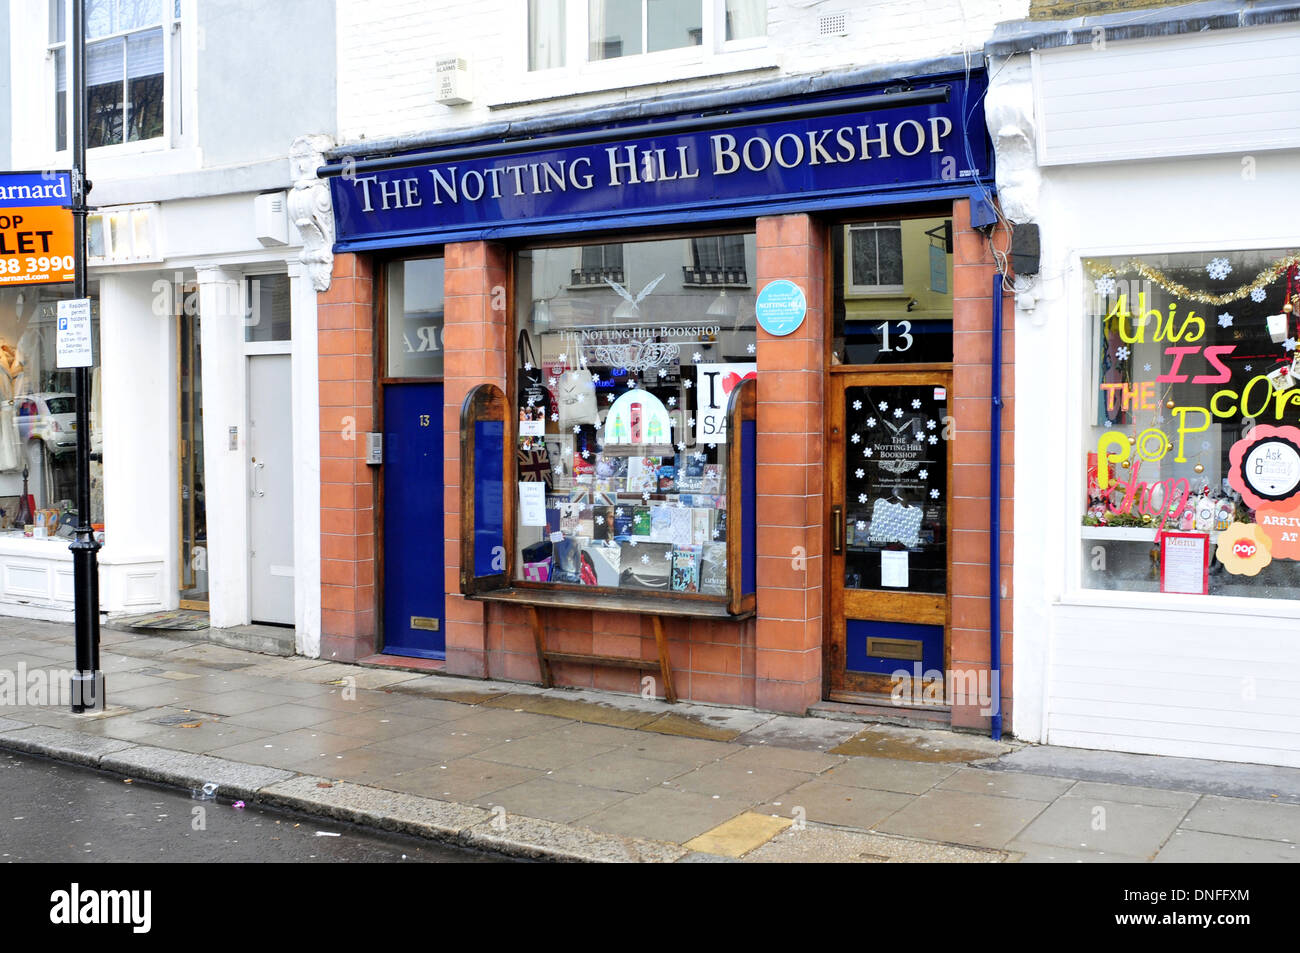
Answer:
[69, 0, 102, 713]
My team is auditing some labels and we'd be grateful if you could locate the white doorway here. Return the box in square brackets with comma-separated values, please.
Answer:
[247, 353, 294, 624]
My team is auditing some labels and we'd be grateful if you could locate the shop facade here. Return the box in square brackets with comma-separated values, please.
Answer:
[987, 7, 1300, 764]
[317, 60, 1015, 728]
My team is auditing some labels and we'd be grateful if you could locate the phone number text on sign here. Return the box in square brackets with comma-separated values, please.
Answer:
[0, 171, 75, 287]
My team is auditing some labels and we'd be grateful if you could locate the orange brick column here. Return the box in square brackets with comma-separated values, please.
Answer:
[442, 241, 510, 678]
[317, 253, 379, 661]
[950, 199, 1015, 729]
[753, 214, 826, 714]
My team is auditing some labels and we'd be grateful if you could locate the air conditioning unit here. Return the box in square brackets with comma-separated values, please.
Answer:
[254, 191, 288, 247]
[435, 56, 472, 106]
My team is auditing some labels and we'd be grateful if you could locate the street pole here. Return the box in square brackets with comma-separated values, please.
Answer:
[69, 0, 102, 713]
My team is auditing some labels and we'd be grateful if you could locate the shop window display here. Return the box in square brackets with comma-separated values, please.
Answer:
[0, 285, 102, 538]
[513, 233, 756, 595]
[1082, 247, 1300, 598]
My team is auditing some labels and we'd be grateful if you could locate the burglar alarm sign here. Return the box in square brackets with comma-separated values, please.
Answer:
[0, 171, 75, 286]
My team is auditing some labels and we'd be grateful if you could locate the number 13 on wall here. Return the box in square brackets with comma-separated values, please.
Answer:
[419, 414, 430, 427]
[877, 320, 913, 353]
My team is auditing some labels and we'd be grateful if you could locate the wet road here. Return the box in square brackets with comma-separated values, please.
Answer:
[0, 751, 510, 863]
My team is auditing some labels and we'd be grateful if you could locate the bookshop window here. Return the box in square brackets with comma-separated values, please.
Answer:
[1082, 247, 1300, 599]
[514, 232, 756, 594]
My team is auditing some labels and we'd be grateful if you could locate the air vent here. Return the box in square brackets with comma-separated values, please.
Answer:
[818, 13, 848, 36]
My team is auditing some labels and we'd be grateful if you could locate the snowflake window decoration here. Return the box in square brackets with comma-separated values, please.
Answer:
[1286, 338, 1297, 353]
[893, 407, 903, 418]
[928, 435, 938, 445]
[1217, 312, 1233, 328]
[1115, 346, 1130, 362]
[855, 468, 864, 478]
[1206, 257, 1232, 281]
[1251, 287, 1267, 303]
[864, 447, 873, 457]
[911, 399, 921, 409]
[1094, 276, 1117, 296]
[853, 400, 862, 410]
[641, 554, 650, 565]
[866, 417, 876, 428]
[746, 343, 756, 354]
[919, 469, 928, 480]
[858, 494, 867, 503]
[855, 520, 866, 531]
[926, 419, 936, 430]
[667, 396, 677, 407]
[930, 489, 940, 500]
[878, 402, 888, 412]
[850, 433, 860, 444]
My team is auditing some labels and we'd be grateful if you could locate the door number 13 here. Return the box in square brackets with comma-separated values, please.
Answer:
[876, 320, 913, 353]
[419, 414, 430, 427]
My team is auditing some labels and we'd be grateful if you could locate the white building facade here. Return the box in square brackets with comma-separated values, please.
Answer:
[0, 0, 337, 656]
[988, 3, 1300, 766]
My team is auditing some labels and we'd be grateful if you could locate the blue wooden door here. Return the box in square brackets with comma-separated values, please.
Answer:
[382, 382, 445, 658]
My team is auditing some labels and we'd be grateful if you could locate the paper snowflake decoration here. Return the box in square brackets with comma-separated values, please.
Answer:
[523, 362, 533, 371]
[855, 468, 864, 478]
[1286, 338, 1298, 352]
[1143, 363, 1152, 372]
[581, 450, 590, 459]
[667, 396, 677, 407]
[928, 435, 939, 445]
[658, 368, 667, 378]
[878, 401, 888, 412]
[676, 442, 686, 451]
[684, 380, 692, 389]
[688, 418, 696, 428]
[642, 490, 651, 501]
[1244, 365, 1253, 372]
[919, 469, 928, 480]
[1094, 276, 1116, 296]
[557, 354, 567, 365]
[926, 419, 936, 430]
[1251, 287, 1267, 303]
[850, 433, 861, 444]
[707, 442, 716, 450]
[712, 528, 721, 539]
[592, 374, 601, 383]
[1217, 312, 1233, 328]
[552, 463, 563, 474]
[853, 400, 862, 410]
[527, 396, 537, 407]
[1206, 258, 1232, 281]
[858, 494, 868, 504]
[629, 538, 638, 547]
[626, 379, 636, 388]
[615, 507, 625, 517]
[548, 376, 557, 386]
[607, 394, 615, 403]
[746, 343, 756, 354]
[855, 521, 866, 531]
[694, 452, 706, 463]
[669, 418, 676, 428]
[1115, 346, 1130, 362]
[664, 551, 673, 561]
[550, 411, 558, 422]
[930, 489, 940, 500]
[595, 515, 605, 526]
[572, 425, 580, 434]
[693, 352, 702, 362]
[863, 447, 873, 457]
[911, 399, 921, 409]
[866, 417, 876, 428]
[893, 408, 903, 418]
[641, 554, 650, 565]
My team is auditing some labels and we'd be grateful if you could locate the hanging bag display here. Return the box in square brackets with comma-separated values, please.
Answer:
[517, 329, 556, 425]
[556, 331, 599, 427]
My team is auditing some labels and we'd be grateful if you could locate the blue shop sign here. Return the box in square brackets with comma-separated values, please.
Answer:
[330, 73, 992, 249]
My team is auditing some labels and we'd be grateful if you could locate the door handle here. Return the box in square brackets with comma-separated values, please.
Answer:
[251, 459, 264, 498]
[831, 504, 843, 555]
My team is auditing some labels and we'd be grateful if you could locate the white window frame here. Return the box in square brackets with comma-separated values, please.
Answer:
[45, 0, 192, 160]
[845, 222, 906, 296]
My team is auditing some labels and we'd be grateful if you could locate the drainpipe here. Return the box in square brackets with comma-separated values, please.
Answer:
[989, 275, 1004, 741]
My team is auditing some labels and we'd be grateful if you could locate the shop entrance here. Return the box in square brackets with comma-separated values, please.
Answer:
[177, 303, 207, 609]
[247, 353, 295, 624]
[828, 371, 952, 701]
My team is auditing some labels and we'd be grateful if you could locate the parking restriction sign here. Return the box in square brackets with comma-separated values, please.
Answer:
[57, 298, 93, 368]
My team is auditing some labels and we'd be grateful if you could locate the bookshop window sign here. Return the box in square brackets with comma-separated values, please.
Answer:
[1082, 246, 1300, 600]
[329, 76, 990, 246]
[513, 232, 756, 595]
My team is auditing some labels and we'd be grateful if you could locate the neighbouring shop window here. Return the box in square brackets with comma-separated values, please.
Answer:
[0, 284, 103, 536]
[529, 0, 566, 70]
[724, 0, 766, 41]
[386, 258, 445, 379]
[832, 215, 954, 365]
[50, 0, 167, 151]
[514, 232, 756, 593]
[244, 274, 291, 343]
[1082, 247, 1300, 599]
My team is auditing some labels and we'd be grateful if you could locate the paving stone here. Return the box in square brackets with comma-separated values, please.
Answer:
[744, 823, 1006, 863]
[1009, 797, 1187, 859]
[939, 767, 1076, 801]
[184, 689, 287, 717]
[539, 721, 645, 747]
[292, 688, 388, 713]
[481, 692, 661, 728]
[684, 811, 792, 857]
[675, 851, 741, 862]
[669, 704, 776, 735]
[761, 779, 912, 831]
[284, 661, 373, 684]
[1155, 829, 1300, 863]
[322, 668, 424, 691]
[309, 711, 445, 743]
[822, 756, 959, 795]
[135, 721, 274, 756]
[551, 750, 697, 793]
[1013, 846, 1146, 863]
[639, 712, 742, 741]
[0, 724, 137, 767]
[366, 725, 498, 761]
[384, 757, 543, 802]
[878, 789, 1048, 849]
[464, 811, 687, 863]
[370, 696, 480, 722]
[671, 761, 812, 802]
[622, 731, 737, 765]
[579, 787, 750, 843]
[475, 734, 617, 771]
[454, 708, 571, 741]
[237, 676, 344, 699]
[222, 704, 338, 734]
[0, 716, 30, 732]
[485, 777, 632, 823]
[722, 744, 845, 775]
[1063, 781, 1201, 810]
[312, 746, 435, 787]
[386, 674, 510, 704]
[260, 774, 492, 839]
[239, 657, 334, 679]
[100, 745, 295, 799]
[832, 726, 1010, 762]
[206, 727, 365, 768]
[104, 682, 228, 711]
[734, 715, 864, 752]
[1179, 795, 1300, 843]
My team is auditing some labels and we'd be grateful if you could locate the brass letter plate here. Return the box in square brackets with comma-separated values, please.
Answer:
[410, 616, 441, 632]
[866, 637, 923, 661]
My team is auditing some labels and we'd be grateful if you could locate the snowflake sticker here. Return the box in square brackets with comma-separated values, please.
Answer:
[866, 417, 876, 428]
[523, 362, 533, 372]
[664, 550, 673, 561]
[658, 368, 667, 378]
[930, 489, 940, 500]
[707, 442, 716, 450]
[572, 425, 581, 434]
[629, 538, 638, 547]
[626, 379, 636, 388]
[1286, 338, 1298, 353]
[684, 380, 692, 389]
[642, 490, 651, 501]
[746, 343, 756, 355]
[1094, 276, 1116, 296]
[928, 435, 938, 445]
[1201, 441, 1211, 451]
[615, 507, 625, 517]
[1115, 346, 1130, 362]
[712, 528, 721, 539]
[853, 400, 862, 410]
[557, 354, 567, 365]
[641, 553, 650, 565]
[919, 469, 928, 480]
[856, 520, 866, 532]
[607, 394, 615, 403]
[858, 493, 868, 504]
[878, 402, 889, 412]
[693, 352, 703, 362]
[548, 376, 557, 387]
[676, 442, 685, 451]
[911, 399, 921, 409]
[595, 515, 605, 526]
[1244, 365, 1253, 372]
[1206, 257, 1232, 281]
[864, 447, 874, 457]
[1143, 363, 1152, 373]
[667, 396, 677, 407]
[694, 452, 706, 463]
[850, 433, 861, 444]
[1217, 312, 1233, 328]
[582, 450, 591, 459]
[552, 463, 563, 474]
[926, 419, 936, 430]
[688, 418, 696, 428]
[855, 468, 864, 478]
[1251, 287, 1267, 303]
[893, 408, 903, 418]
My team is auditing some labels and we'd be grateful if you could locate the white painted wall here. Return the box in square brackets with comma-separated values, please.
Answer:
[335, 0, 1029, 144]
[995, 29, 1300, 767]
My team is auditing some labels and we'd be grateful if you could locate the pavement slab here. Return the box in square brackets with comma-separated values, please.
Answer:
[684, 811, 792, 857]
[1179, 795, 1300, 842]
[938, 767, 1077, 801]
[1008, 797, 1189, 859]
[366, 725, 499, 762]
[762, 779, 912, 830]
[474, 734, 619, 771]
[480, 692, 662, 728]
[485, 777, 633, 824]
[670, 760, 813, 802]
[1155, 828, 1300, 863]
[733, 715, 864, 751]
[832, 725, 1012, 762]
[720, 744, 845, 775]
[638, 711, 744, 741]
[1063, 781, 1201, 810]
[578, 787, 751, 843]
[876, 789, 1048, 850]
[821, 755, 959, 795]
[551, 749, 697, 793]
[386, 757, 544, 802]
